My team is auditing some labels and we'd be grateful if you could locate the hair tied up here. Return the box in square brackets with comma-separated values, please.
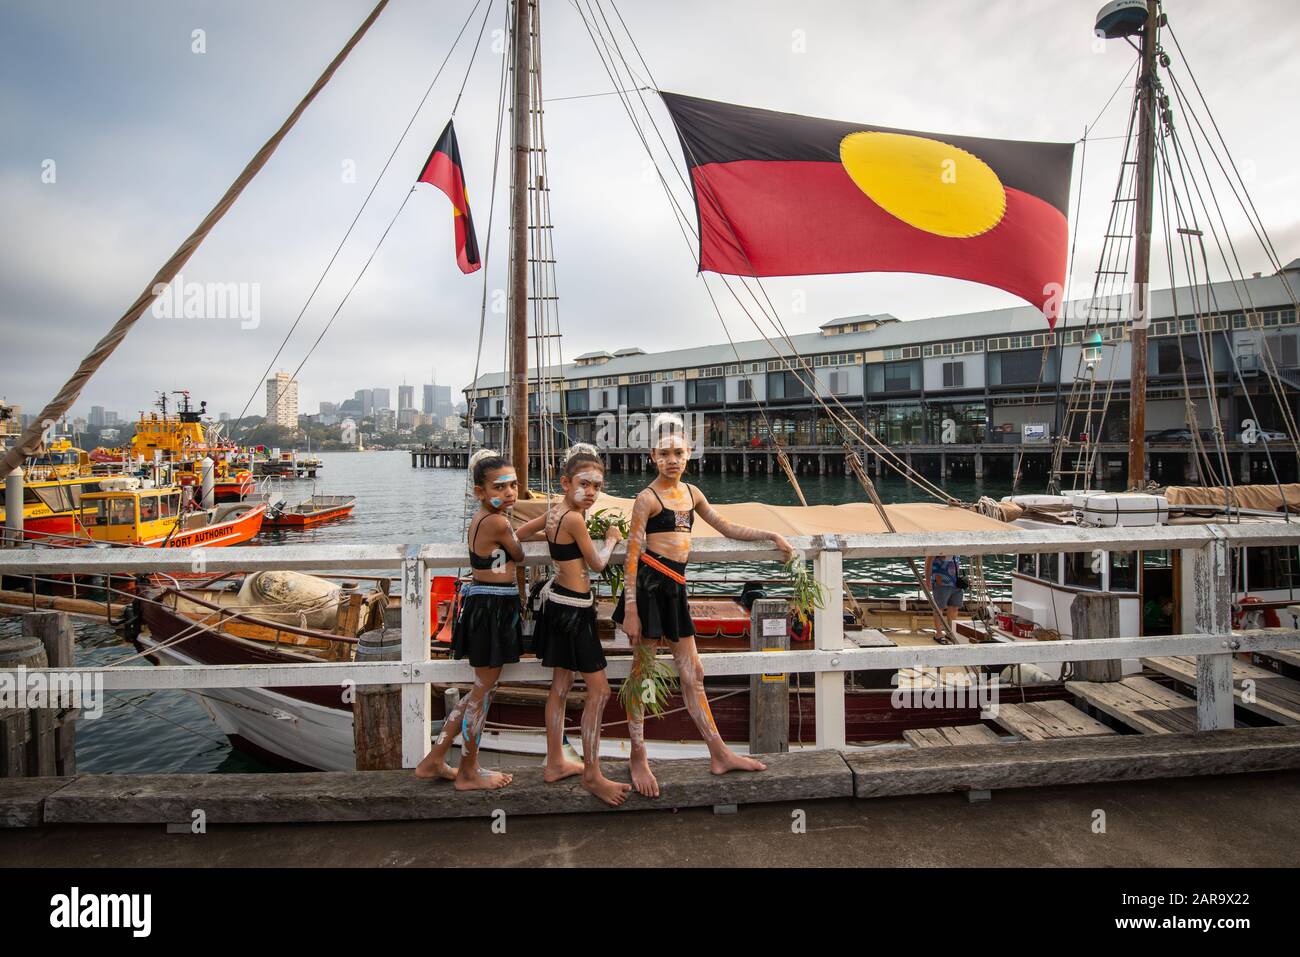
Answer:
[563, 442, 599, 463]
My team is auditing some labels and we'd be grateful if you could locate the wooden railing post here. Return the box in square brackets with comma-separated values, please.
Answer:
[813, 539, 846, 750]
[748, 597, 790, 754]
[1182, 531, 1234, 730]
[399, 547, 430, 768]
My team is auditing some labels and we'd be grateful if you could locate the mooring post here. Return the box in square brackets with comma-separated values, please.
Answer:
[749, 597, 790, 754]
[353, 628, 403, 770]
[24, 610, 77, 775]
[813, 539, 846, 749]
[1184, 533, 1234, 730]
[4, 466, 23, 546]
[1071, 592, 1122, 682]
[400, 547, 431, 768]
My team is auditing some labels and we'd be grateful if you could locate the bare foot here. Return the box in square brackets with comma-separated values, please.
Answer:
[454, 766, 513, 791]
[711, 749, 767, 775]
[414, 756, 458, 781]
[629, 754, 659, 798]
[583, 770, 632, 807]
[543, 757, 584, 783]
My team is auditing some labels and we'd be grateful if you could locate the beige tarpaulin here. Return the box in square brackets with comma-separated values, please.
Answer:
[1165, 483, 1300, 512]
[512, 492, 1014, 536]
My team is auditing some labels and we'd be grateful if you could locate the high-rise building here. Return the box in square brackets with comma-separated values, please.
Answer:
[422, 384, 435, 414]
[89, 406, 106, 428]
[373, 388, 391, 412]
[265, 371, 299, 430]
[398, 385, 414, 412]
[354, 389, 375, 418]
[105, 411, 120, 426]
[427, 384, 453, 420]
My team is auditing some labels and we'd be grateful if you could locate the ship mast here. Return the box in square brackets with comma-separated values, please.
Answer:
[508, 0, 533, 495]
[1127, 0, 1160, 489]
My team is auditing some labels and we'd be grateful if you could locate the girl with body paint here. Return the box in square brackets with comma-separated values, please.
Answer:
[415, 450, 529, 790]
[612, 414, 796, 797]
[530, 444, 631, 807]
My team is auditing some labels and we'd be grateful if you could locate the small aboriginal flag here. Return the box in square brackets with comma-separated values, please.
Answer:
[661, 93, 1075, 325]
[417, 119, 481, 274]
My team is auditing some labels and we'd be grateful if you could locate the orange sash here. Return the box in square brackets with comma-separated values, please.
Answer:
[640, 551, 687, 586]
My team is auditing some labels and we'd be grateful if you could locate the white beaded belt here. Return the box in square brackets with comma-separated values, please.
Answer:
[540, 579, 594, 609]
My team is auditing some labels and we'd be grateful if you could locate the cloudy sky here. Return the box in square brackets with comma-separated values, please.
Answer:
[2, 0, 1297, 423]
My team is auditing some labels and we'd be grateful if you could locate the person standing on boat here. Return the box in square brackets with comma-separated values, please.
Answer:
[613, 413, 796, 798]
[415, 450, 528, 791]
[531, 443, 631, 807]
[926, 553, 963, 641]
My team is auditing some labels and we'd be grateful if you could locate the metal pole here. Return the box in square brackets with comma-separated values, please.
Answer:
[5, 466, 23, 546]
[509, 0, 532, 494]
[1127, 0, 1160, 489]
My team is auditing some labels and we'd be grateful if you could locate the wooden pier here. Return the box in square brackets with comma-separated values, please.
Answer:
[409, 441, 1275, 485]
[5, 726, 1300, 827]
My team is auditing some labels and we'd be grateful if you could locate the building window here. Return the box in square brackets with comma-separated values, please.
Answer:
[565, 390, 588, 414]
[942, 361, 964, 388]
[662, 385, 676, 404]
[827, 371, 847, 395]
[737, 379, 753, 401]
[688, 377, 724, 405]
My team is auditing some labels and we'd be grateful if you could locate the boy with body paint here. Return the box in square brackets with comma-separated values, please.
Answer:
[612, 414, 797, 797]
[530, 443, 631, 807]
[415, 450, 533, 790]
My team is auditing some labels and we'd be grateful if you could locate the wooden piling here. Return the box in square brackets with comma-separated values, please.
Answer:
[1071, 592, 1122, 683]
[749, 598, 790, 755]
[352, 627, 404, 770]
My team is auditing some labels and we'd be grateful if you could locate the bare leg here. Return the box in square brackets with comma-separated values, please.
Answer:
[671, 638, 766, 776]
[579, 670, 630, 806]
[542, 669, 583, 782]
[414, 683, 473, 780]
[627, 641, 659, 798]
[455, 666, 513, 791]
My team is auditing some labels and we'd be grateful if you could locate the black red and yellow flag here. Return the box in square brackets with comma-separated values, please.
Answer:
[417, 120, 481, 274]
[662, 93, 1075, 325]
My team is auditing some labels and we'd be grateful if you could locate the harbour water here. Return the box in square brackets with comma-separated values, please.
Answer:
[1, 450, 1019, 774]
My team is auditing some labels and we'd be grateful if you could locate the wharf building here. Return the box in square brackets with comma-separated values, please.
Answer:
[463, 262, 1300, 486]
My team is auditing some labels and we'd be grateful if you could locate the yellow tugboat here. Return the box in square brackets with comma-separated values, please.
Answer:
[115, 391, 253, 501]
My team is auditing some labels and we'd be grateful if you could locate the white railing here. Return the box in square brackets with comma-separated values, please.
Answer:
[3, 522, 1300, 767]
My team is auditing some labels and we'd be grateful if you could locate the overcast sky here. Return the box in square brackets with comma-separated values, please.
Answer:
[2, 0, 1297, 422]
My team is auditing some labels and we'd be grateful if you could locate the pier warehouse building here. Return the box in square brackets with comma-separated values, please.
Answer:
[463, 261, 1300, 487]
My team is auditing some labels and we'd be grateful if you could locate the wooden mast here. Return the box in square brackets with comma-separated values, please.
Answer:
[1127, 0, 1160, 489]
[509, 0, 532, 495]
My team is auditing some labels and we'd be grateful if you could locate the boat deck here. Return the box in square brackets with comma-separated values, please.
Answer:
[1065, 676, 1204, 734]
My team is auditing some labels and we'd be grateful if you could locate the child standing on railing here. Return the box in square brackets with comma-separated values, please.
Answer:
[613, 414, 796, 798]
[531, 443, 630, 806]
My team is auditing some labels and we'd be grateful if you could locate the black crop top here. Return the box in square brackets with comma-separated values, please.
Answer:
[468, 517, 501, 570]
[645, 485, 695, 534]
[547, 509, 584, 562]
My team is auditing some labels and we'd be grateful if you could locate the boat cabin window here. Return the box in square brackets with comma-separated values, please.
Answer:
[1016, 553, 1037, 577]
[159, 493, 179, 518]
[138, 495, 159, 522]
[98, 497, 136, 525]
[1143, 550, 1171, 568]
[1039, 553, 1060, 584]
[1233, 546, 1300, 593]
[28, 486, 74, 512]
[1064, 551, 1102, 590]
[1109, 551, 1139, 593]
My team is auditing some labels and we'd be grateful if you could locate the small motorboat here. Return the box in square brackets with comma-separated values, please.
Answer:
[264, 494, 356, 528]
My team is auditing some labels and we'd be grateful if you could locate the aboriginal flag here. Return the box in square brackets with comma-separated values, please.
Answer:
[417, 120, 481, 274]
[662, 93, 1075, 325]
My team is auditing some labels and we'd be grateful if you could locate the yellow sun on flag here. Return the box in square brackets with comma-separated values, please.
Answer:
[839, 131, 1007, 238]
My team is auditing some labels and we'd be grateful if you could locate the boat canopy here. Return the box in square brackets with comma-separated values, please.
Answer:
[512, 493, 1014, 537]
[1164, 484, 1300, 512]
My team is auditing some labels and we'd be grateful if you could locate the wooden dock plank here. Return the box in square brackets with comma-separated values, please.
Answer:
[1066, 676, 1199, 734]
[1257, 649, 1300, 671]
[992, 700, 1117, 741]
[1142, 656, 1300, 726]
[40, 750, 853, 825]
[0, 776, 74, 828]
[903, 724, 1001, 748]
[846, 726, 1300, 798]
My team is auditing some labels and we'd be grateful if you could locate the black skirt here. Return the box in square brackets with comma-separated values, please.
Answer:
[452, 590, 522, 668]
[534, 583, 607, 674]
[612, 551, 695, 641]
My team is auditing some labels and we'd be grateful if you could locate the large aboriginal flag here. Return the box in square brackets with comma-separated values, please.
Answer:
[417, 120, 481, 274]
[662, 93, 1075, 325]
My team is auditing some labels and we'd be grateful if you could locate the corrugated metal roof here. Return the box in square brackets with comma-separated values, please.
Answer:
[467, 270, 1297, 391]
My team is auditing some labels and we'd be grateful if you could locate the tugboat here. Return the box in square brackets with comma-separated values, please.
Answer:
[114, 391, 254, 501]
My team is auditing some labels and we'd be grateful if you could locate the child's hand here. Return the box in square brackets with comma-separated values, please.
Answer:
[772, 534, 796, 562]
[605, 525, 623, 543]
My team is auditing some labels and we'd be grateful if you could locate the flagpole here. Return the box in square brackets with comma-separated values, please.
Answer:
[509, 0, 532, 495]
